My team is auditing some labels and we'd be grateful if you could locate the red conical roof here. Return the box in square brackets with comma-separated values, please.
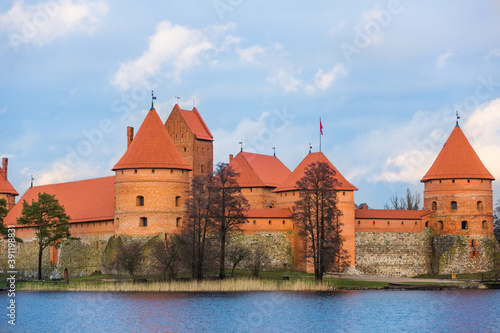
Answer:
[113, 108, 191, 171]
[0, 175, 18, 196]
[421, 126, 494, 182]
[228, 152, 291, 187]
[273, 152, 358, 192]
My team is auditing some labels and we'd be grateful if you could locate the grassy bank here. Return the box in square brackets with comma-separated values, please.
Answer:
[10, 270, 390, 292]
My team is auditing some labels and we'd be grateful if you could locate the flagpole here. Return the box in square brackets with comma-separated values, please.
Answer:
[319, 117, 322, 152]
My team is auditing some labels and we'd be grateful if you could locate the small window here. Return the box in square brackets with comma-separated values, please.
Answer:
[96, 241, 99, 249]
[452, 179, 455, 183]
[372, 221, 375, 224]
[387, 221, 390, 225]
[425, 221, 429, 227]
[175, 196, 181, 206]
[415, 221, 417, 225]
[201, 165, 204, 173]
[152, 169, 155, 173]
[357, 221, 360, 225]
[470, 250, 479, 258]
[140, 217, 148, 227]
[171, 169, 173, 174]
[467, 179, 470, 183]
[461, 221, 468, 230]
[253, 220, 256, 224]
[477, 201, 483, 211]
[482, 220, 488, 229]
[451, 201, 457, 210]
[470, 239, 477, 248]
[176, 217, 182, 227]
[343, 192, 345, 196]
[268, 220, 272, 225]
[134, 169, 137, 174]
[136, 196, 144, 206]
[401, 221, 404, 225]
[282, 220, 285, 225]
[432, 201, 437, 210]
[437, 221, 444, 230]
[183, 147, 186, 152]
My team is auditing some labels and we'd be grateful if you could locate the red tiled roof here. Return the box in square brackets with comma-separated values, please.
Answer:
[421, 126, 494, 182]
[355, 209, 431, 220]
[274, 152, 358, 192]
[5, 176, 115, 226]
[113, 108, 191, 171]
[246, 208, 292, 218]
[229, 152, 291, 187]
[0, 173, 18, 196]
[173, 105, 213, 141]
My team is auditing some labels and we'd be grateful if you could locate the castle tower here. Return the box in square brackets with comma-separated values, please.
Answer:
[421, 124, 499, 273]
[112, 106, 192, 236]
[0, 157, 18, 211]
[165, 105, 213, 178]
[273, 152, 358, 272]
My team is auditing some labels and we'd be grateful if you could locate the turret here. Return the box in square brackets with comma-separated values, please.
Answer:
[112, 106, 192, 236]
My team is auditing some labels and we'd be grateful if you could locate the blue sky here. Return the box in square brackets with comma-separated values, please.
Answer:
[1, 0, 500, 208]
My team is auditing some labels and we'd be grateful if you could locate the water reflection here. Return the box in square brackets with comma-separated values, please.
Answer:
[2, 290, 499, 332]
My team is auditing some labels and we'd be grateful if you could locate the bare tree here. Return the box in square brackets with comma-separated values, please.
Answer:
[384, 188, 421, 210]
[227, 240, 250, 277]
[250, 240, 271, 278]
[184, 175, 214, 280]
[151, 235, 181, 281]
[293, 161, 347, 282]
[111, 240, 144, 282]
[211, 163, 249, 279]
[494, 199, 500, 243]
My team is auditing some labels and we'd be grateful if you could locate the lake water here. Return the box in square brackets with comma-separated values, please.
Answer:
[2, 290, 499, 332]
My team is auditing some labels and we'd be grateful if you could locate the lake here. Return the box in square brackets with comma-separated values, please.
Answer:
[2, 290, 499, 332]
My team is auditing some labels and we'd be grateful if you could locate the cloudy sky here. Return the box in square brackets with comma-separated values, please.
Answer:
[1, 0, 500, 208]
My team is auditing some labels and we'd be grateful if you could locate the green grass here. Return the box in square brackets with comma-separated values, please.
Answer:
[415, 270, 500, 280]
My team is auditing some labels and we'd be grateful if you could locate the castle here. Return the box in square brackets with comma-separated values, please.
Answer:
[1, 103, 499, 277]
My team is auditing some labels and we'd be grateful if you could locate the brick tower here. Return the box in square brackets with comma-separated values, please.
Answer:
[112, 106, 192, 236]
[0, 157, 18, 211]
[165, 105, 213, 178]
[421, 123, 500, 273]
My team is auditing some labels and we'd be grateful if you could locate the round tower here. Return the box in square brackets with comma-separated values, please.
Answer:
[421, 123, 499, 274]
[112, 106, 192, 236]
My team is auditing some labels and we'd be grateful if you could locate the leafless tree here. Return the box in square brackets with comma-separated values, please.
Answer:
[110, 240, 144, 282]
[384, 188, 421, 210]
[494, 199, 500, 243]
[250, 241, 270, 278]
[227, 240, 250, 277]
[293, 161, 348, 282]
[151, 235, 181, 281]
[211, 163, 249, 279]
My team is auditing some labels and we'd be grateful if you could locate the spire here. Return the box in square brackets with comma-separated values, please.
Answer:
[421, 126, 494, 182]
[151, 91, 156, 110]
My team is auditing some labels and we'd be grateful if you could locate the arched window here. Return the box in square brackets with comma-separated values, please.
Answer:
[482, 220, 488, 229]
[437, 221, 444, 230]
[253, 220, 256, 224]
[136, 196, 144, 206]
[477, 201, 483, 211]
[176, 217, 182, 227]
[470, 250, 479, 258]
[201, 165, 205, 173]
[432, 201, 437, 210]
[268, 220, 272, 225]
[140, 217, 148, 227]
[425, 221, 429, 227]
[461, 221, 468, 230]
[175, 196, 181, 207]
[470, 239, 477, 248]
[282, 220, 286, 225]
[451, 201, 457, 210]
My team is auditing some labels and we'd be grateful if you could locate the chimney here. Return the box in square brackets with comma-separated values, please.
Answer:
[127, 127, 134, 148]
[229, 154, 233, 162]
[2, 157, 7, 180]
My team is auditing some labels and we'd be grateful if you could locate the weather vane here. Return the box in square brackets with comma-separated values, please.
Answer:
[175, 96, 181, 104]
[239, 141, 243, 152]
[309, 143, 312, 154]
[456, 110, 460, 127]
[151, 91, 156, 109]
[272, 146, 276, 157]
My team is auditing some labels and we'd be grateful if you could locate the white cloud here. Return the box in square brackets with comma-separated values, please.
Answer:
[436, 50, 455, 70]
[0, 106, 7, 113]
[237, 45, 265, 63]
[37, 159, 102, 185]
[268, 63, 347, 94]
[485, 48, 500, 59]
[112, 21, 234, 90]
[0, 0, 108, 48]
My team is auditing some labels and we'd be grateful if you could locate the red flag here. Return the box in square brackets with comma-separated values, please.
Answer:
[320, 120, 323, 135]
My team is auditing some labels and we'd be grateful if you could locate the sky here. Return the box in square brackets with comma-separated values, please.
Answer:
[1, 0, 500, 209]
